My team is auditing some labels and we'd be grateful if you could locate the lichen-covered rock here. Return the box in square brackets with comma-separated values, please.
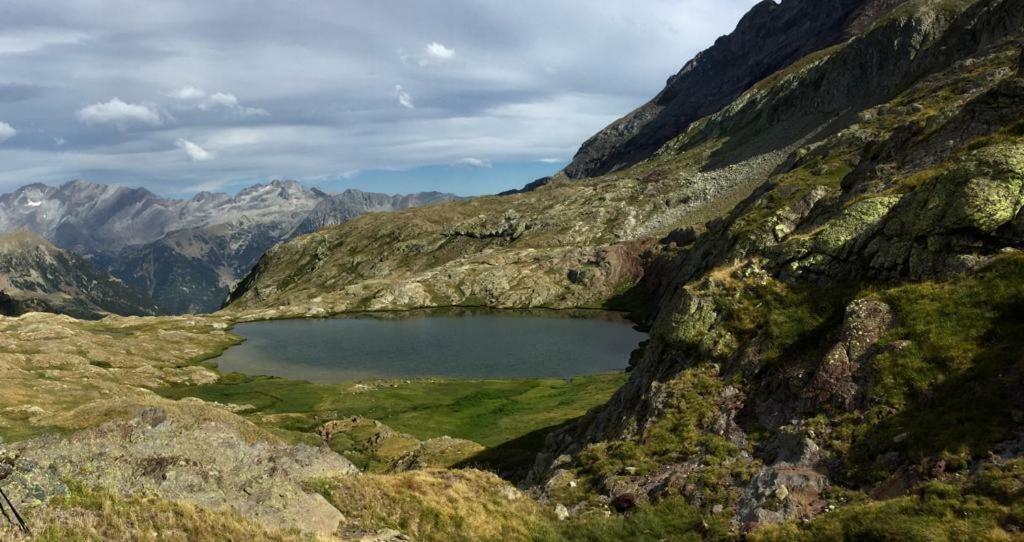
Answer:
[657, 288, 738, 360]
[387, 436, 485, 473]
[446, 210, 530, 240]
[864, 143, 1024, 277]
[736, 463, 830, 527]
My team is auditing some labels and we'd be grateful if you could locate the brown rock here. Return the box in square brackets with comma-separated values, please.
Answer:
[805, 298, 895, 410]
[611, 493, 638, 514]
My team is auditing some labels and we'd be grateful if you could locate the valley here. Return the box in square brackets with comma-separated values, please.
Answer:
[0, 181, 458, 314]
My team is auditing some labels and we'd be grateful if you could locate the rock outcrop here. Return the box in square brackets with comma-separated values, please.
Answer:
[6, 402, 358, 537]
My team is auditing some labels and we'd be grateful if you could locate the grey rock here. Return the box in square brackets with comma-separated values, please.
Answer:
[6, 403, 358, 537]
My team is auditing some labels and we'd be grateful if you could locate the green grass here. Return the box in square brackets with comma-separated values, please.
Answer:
[558, 497, 732, 542]
[158, 372, 628, 475]
[752, 459, 1024, 541]
[840, 254, 1024, 483]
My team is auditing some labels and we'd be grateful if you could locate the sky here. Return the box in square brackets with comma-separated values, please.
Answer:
[0, 0, 758, 197]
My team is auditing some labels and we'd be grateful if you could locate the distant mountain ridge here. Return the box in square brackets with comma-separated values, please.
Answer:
[0, 230, 160, 318]
[0, 179, 326, 251]
[0, 180, 460, 313]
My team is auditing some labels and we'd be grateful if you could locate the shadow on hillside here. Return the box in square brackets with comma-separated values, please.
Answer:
[846, 299, 1024, 484]
[455, 419, 578, 483]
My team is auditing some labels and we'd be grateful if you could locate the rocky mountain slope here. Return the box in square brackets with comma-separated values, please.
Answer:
[0, 231, 159, 319]
[562, 0, 912, 179]
[223, 0, 1024, 537]
[0, 180, 458, 313]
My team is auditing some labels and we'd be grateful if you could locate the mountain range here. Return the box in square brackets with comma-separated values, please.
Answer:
[0, 180, 458, 314]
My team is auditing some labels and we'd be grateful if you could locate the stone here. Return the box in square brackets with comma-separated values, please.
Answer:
[0, 447, 13, 481]
[359, 529, 412, 542]
[611, 493, 638, 514]
[736, 465, 830, 525]
[805, 298, 895, 410]
[6, 402, 358, 537]
[138, 407, 167, 428]
[555, 504, 570, 521]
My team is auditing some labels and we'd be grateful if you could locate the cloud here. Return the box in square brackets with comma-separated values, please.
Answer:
[425, 42, 456, 62]
[175, 138, 213, 161]
[0, 0, 759, 195]
[0, 122, 16, 143]
[455, 157, 491, 168]
[169, 85, 206, 100]
[401, 42, 457, 66]
[0, 83, 46, 103]
[76, 98, 162, 128]
[169, 86, 268, 116]
[0, 28, 86, 55]
[395, 85, 414, 109]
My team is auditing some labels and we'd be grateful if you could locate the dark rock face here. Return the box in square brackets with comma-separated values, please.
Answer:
[563, 0, 908, 179]
[498, 177, 553, 196]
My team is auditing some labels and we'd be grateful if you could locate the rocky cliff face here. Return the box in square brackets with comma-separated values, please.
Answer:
[0, 231, 159, 318]
[290, 189, 460, 236]
[562, 0, 911, 179]
[0, 179, 323, 252]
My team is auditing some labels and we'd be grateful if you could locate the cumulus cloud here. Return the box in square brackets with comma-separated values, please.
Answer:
[75, 98, 162, 128]
[425, 42, 456, 62]
[169, 86, 268, 116]
[175, 138, 213, 161]
[395, 85, 414, 109]
[455, 157, 491, 168]
[0, 122, 16, 142]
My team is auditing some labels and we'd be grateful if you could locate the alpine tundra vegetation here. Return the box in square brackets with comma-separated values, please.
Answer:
[1, 0, 1024, 540]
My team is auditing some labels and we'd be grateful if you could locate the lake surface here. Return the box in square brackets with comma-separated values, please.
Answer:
[215, 311, 646, 382]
